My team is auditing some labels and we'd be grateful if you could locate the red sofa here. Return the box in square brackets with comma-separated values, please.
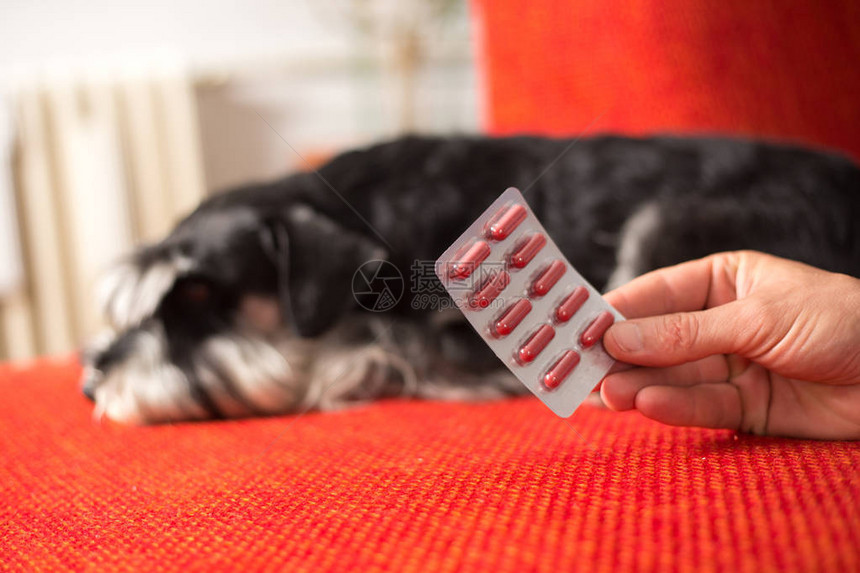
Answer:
[3, 2, 859, 571]
[478, 0, 860, 160]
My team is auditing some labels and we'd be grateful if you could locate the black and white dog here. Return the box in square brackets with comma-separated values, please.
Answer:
[82, 135, 860, 424]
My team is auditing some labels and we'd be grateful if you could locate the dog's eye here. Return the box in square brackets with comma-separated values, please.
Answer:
[176, 280, 212, 304]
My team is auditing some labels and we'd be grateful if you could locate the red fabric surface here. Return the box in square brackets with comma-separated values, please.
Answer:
[2, 359, 859, 572]
[473, 0, 860, 160]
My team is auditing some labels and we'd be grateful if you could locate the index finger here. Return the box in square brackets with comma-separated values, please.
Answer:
[603, 254, 736, 319]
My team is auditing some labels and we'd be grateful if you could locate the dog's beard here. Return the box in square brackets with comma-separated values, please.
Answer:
[86, 320, 304, 424]
[83, 305, 523, 425]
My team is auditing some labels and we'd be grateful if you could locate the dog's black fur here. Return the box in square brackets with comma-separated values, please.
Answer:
[84, 135, 860, 423]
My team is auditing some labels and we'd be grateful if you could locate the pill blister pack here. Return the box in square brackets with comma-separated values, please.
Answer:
[435, 187, 625, 418]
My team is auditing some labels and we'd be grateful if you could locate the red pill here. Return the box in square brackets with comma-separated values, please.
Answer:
[543, 350, 581, 390]
[448, 240, 491, 280]
[580, 311, 615, 348]
[531, 260, 566, 296]
[509, 233, 547, 269]
[517, 324, 556, 364]
[492, 299, 532, 337]
[555, 286, 589, 323]
[485, 204, 527, 241]
[470, 271, 510, 309]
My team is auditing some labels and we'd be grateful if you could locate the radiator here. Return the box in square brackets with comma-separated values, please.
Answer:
[0, 65, 206, 360]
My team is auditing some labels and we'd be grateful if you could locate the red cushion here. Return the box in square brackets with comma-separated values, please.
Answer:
[474, 0, 860, 160]
[2, 359, 859, 570]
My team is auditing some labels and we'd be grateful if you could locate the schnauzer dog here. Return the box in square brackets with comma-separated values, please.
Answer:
[81, 135, 860, 423]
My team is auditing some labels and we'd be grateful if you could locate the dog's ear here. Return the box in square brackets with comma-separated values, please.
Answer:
[262, 204, 387, 338]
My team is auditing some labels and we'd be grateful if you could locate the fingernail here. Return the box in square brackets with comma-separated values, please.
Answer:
[610, 321, 643, 353]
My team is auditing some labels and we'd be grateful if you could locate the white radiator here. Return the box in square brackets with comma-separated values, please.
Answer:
[0, 64, 206, 360]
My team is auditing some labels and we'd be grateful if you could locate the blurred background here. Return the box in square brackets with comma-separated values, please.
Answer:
[0, 0, 480, 360]
[1, 0, 858, 362]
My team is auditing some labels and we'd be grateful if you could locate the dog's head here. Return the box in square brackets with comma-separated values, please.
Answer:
[83, 195, 388, 423]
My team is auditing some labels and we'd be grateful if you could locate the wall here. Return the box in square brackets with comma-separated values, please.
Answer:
[1, 0, 481, 192]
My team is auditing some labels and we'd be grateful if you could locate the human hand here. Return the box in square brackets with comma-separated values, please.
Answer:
[600, 251, 860, 440]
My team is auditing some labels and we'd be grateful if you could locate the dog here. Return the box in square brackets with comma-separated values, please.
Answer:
[81, 135, 860, 424]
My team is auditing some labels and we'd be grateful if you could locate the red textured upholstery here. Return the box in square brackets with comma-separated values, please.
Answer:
[2, 359, 859, 571]
[5, 3, 860, 570]
[473, 0, 860, 160]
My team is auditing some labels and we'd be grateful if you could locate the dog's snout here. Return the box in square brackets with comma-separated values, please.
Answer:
[80, 368, 102, 402]
[82, 382, 96, 402]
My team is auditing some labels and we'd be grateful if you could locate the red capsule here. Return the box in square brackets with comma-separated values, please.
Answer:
[555, 286, 589, 323]
[580, 311, 615, 348]
[448, 240, 491, 280]
[531, 260, 566, 296]
[509, 233, 547, 269]
[492, 299, 532, 337]
[543, 350, 581, 390]
[469, 271, 510, 309]
[517, 324, 556, 364]
[485, 204, 527, 241]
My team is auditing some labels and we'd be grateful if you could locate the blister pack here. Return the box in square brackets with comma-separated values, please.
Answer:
[435, 187, 624, 418]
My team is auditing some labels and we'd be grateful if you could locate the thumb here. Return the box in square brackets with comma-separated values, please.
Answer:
[603, 303, 745, 367]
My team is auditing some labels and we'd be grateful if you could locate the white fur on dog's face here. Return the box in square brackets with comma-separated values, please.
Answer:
[84, 316, 419, 424]
[97, 255, 195, 331]
[92, 325, 209, 424]
[88, 321, 306, 424]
